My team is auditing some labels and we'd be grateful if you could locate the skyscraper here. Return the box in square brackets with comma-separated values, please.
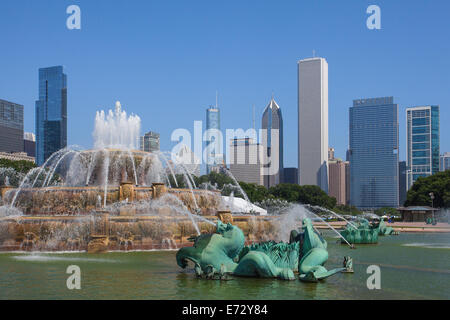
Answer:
[35, 66, 67, 165]
[399, 161, 407, 206]
[23, 132, 36, 158]
[406, 106, 440, 189]
[140, 131, 160, 152]
[349, 97, 399, 209]
[298, 57, 328, 192]
[206, 105, 222, 174]
[0, 99, 23, 153]
[440, 152, 450, 171]
[261, 97, 283, 188]
[328, 150, 349, 206]
[229, 138, 263, 185]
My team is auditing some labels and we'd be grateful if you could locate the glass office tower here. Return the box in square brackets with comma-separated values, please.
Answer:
[140, 131, 160, 152]
[349, 97, 399, 209]
[406, 106, 440, 189]
[35, 66, 67, 165]
[206, 105, 221, 174]
[0, 99, 24, 153]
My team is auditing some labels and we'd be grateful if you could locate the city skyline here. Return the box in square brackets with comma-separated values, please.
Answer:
[0, 1, 449, 168]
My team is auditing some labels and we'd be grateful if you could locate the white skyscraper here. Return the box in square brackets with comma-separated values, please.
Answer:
[297, 57, 329, 192]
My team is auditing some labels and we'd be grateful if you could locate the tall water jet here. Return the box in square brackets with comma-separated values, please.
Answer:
[93, 101, 141, 150]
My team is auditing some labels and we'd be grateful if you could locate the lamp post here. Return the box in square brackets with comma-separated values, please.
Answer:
[429, 192, 435, 223]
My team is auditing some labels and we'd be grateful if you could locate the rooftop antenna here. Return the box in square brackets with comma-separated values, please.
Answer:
[313, 49, 316, 58]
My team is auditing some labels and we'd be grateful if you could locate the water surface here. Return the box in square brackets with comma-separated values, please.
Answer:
[0, 232, 448, 299]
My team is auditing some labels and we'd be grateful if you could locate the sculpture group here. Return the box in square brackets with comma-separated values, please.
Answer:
[176, 218, 347, 282]
[340, 218, 397, 244]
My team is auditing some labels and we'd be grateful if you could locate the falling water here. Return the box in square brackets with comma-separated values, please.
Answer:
[223, 168, 252, 211]
[127, 149, 138, 185]
[103, 150, 111, 207]
[306, 204, 357, 229]
[304, 206, 353, 248]
[43, 150, 77, 187]
[157, 152, 178, 187]
[10, 167, 42, 207]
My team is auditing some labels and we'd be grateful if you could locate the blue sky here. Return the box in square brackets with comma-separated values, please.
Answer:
[0, 0, 448, 169]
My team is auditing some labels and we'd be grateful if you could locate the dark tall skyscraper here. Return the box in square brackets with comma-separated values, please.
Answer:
[0, 99, 23, 153]
[35, 66, 67, 165]
[349, 97, 399, 209]
[399, 161, 407, 206]
[262, 97, 283, 188]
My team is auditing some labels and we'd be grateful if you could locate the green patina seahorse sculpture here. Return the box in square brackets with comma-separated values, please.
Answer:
[176, 220, 295, 280]
[340, 218, 397, 244]
[340, 218, 379, 244]
[377, 219, 395, 235]
[295, 218, 345, 282]
[176, 218, 345, 282]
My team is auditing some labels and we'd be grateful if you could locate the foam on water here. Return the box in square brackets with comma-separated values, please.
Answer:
[402, 243, 450, 249]
[11, 254, 118, 263]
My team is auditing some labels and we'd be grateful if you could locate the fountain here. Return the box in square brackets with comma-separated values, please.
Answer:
[0, 102, 272, 253]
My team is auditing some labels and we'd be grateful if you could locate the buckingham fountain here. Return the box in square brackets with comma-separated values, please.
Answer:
[0, 101, 352, 281]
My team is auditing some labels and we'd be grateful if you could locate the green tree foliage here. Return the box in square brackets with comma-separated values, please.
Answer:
[269, 183, 336, 209]
[194, 171, 235, 189]
[405, 171, 450, 208]
[239, 182, 271, 203]
[374, 207, 398, 216]
[333, 204, 362, 215]
[0, 159, 36, 174]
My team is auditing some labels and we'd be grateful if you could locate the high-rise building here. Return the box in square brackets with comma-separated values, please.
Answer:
[23, 132, 36, 158]
[399, 161, 407, 206]
[406, 106, 439, 189]
[440, 152, 450, 171]
[229, 138, 263, 185]
[35, 66, 67, 165]
[345, 161, 350, 205]
[206, 105, 222, 174]
[261, 97, 283, 188]
[0, 99, 24, 153]
[349, 97, 399, 209]
[283, 167, 298, 184]
[328, 159, 348, 205]
[328, 147, 335, 161]
[298, 57, 328, 192]
[140, 131, 160, 152]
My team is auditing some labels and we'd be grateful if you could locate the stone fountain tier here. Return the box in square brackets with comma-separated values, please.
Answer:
[0, 213, 280, 253]
[2, 182, 222, 216]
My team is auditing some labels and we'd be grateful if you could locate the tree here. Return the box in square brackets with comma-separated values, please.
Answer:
[333, 204, 362, 215]
[0, 159, 36, 174]
[194, 171, 235, 190]
[405, 171, 450, 208]
[374, 207, 398, 216]
[268, 184, 337, 209]
[239, 182, 271, 203]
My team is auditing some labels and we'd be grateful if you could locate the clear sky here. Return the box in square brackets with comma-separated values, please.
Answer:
[0, 0, 448, 169]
